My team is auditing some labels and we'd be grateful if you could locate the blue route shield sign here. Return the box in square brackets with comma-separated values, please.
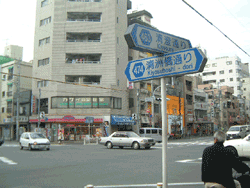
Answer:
[125, 48, 207, 82]
[125, 23, 192, 54]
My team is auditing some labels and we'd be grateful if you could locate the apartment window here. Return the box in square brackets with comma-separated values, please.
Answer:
[38, 58, 50, 67]
[229, 69, 233, 73]
[235, 61, 240, 65]
[113, 98, 122, 109]
[236, 69, 241, 73]
[2, 91, 5, 97]
[186, 94, 193, 105]
[117, 37, 119, 44]
[237, 86, 241, 90]
[219, 70, 224, 74]
[226, 61, 232, 65]
[212, 63, 217, 67]
[41, 0, 48, 7]
[244, 88, 246, 91]
[37, 80, 49, 87]
[243, 96, 246, 99]
[2, 107, 4, 113]
[117, 58, 119, 65]
[230, 78, 233, 81]
[2, 75, 6, 81]
[65, 75, 101, 85]
[39, 37, 50, 46]
[40, 17, 51, 26]
[186, 80, 192, 91]
[117, 17, 119, 23]
[117, 79, 119, 86]
[220, 79, 225, 83]
[237, 77, 241, 81]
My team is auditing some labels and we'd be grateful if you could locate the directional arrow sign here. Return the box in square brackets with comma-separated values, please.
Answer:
[125, 23, 192, 54]
[125, 48, 207, 82]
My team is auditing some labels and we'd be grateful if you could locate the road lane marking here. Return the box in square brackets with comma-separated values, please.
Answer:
[87, 182, 204, 187]
[176, 158, 202, 164]
[0, 157, 17, 165]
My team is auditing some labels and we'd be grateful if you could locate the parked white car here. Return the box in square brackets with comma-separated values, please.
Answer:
[20, 132, 50, 151]
[99, 131, 156, 149]
[224, 134, 250, 157]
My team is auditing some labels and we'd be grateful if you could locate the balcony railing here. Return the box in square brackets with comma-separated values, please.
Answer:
[7, 91, 13, 97]
[67, 18, 101, 22]
[66, 81, 100, 85]
[7, 107, 12, 113]
[66, 60, 101, 64]
[67, 39, 100, 42]
[68, 0, 102, 2]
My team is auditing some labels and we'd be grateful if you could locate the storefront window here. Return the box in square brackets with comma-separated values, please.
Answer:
[75, 97, 92, 108]
[93, 97, 98, 107]
[51, 97, 68, 108]
[69, 97, 75, 108]
[99, 97, 110, 108]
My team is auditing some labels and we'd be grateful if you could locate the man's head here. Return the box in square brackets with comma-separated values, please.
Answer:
[214, 131, 226, 143]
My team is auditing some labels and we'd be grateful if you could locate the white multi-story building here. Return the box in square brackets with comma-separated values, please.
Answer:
[201, 56, 249, 118]
[0, 45, 32, 140]
[30, 0, 132, 140]
[202, 56, 249, 98]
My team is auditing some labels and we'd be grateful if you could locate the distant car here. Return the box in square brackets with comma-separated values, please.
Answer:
[99, 131, 156, 149]
[226, 125, 247, 140]
[20, 132, 50, 151]
[224, 134, 250, 157]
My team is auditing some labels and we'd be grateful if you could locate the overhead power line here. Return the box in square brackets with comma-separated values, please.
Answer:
[182, 0, 250, 58]
[0, 72, 127, 92]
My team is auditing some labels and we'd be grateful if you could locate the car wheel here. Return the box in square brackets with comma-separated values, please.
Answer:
[29, 144, 32, 151]
[20, 143, 23, 150]
[47, 148, 50, 151]
[106, 142, 113, 149]
[145, 147, 150, 149]
[132, 142, 140, 150]
[119, 146, 124, 149]
[226, 146, 239, 157]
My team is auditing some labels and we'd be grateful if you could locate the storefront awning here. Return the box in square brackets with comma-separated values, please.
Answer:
[8, 66, 14, 69]
[111, 115, 136, 126]
[6, 99, 12, 102]
[7, 82, 13, 85]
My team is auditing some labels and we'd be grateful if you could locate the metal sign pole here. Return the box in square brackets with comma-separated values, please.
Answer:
[161, 78, 168, 188]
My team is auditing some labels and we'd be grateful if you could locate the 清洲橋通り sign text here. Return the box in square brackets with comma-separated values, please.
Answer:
[125, 48, 207, 82]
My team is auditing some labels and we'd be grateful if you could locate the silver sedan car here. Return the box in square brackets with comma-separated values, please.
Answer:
[99, 131, 156, 149]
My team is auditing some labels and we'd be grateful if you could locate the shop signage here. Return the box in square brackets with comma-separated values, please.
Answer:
[111, 115, 136, 126]
[29, 116, 103, 123]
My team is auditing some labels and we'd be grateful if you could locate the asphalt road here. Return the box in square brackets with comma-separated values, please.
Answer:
[0, 136, 249, 188]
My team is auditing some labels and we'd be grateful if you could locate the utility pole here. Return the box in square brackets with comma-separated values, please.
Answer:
[136, 88, 140, 134]
[15, 59, 21, 141]
[217, 82, 221, 130]
[151, 80, 154, 127]
[38, 88, 41, 129]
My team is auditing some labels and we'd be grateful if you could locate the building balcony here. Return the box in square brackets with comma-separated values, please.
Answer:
[194, 102, 208, 110]
[7, 91, 13, 97]
[7, 107, 12, 114]
[66, 54, 101, 64]
[66, 32, 101, 43]
[67, 12, 101, 22]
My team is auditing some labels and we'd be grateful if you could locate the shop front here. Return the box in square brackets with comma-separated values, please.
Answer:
[110, 115, 136, 132]
[29, 115, 104, 142]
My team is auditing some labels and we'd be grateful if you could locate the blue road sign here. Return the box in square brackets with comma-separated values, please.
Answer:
[125, 48, 207, 82]
[124, 23, 192, 54]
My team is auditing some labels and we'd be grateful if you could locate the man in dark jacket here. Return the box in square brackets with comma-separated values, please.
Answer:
[202, 131, 249, 188]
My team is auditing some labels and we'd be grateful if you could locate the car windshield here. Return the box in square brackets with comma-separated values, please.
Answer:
[126, 132, 140, 137]
[30, 133, 46, 139]
[229, 127, 240, 131]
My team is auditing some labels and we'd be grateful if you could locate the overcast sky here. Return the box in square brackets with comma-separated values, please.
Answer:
[0, 0, 250, 63]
